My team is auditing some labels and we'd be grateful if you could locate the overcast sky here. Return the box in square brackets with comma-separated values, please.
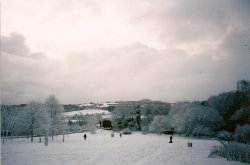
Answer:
[1, 0, 250, 104]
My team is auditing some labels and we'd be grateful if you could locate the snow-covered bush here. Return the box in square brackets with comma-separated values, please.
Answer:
[192, 125, 214, 137]
[111, 103, 135, 130]
[169, 102, 223, 136]
[86, 116, 97, 134]
[148, 115, 171, 134]
[209, 140, 250, 163]
[69, 124, 81, 133]
[122, 128, 132, 135]
[234, 124, 250, 143]
[216, 130, 232, 141]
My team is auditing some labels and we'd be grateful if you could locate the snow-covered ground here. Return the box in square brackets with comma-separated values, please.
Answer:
[1, 130, 247, 165]
[63, 109, 110, 117]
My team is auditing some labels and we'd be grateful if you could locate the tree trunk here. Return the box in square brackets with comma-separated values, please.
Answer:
[6, 130, 8, 141]
[2, 131, 5, 144]
[52, 130, 54, 141]
[11, 132, 14, 142]
[44, 135, 48, 146]
[31, 130, 34, 142]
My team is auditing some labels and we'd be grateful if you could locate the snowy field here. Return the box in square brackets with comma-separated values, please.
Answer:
[1, 130, 247, 165]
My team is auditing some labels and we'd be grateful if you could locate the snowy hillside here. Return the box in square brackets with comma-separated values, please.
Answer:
[1, 130, 247, 165]
[62, 109, 110, 117]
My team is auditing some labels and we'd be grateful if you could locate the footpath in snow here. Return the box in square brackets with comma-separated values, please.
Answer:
[1, 130, 247, 165]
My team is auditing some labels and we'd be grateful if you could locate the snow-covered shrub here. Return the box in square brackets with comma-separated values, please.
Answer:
[148, 115, 171, 134]
[209, 140, 250, 163]
[69, 124, 81, 133]
[234, 124, 250, 143]
[140, 119, 150, 133]
[122, 128, 132, 135]
[192, 125, 214, 137]
[111, 104, 136, 130]
[216, 130, 232, 141]
[86, 116, 97, 134]
[169, 102, 223, 136]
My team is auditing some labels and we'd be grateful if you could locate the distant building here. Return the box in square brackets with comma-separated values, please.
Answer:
[99, 114, 112, 130]
[237, 80, 250, 92]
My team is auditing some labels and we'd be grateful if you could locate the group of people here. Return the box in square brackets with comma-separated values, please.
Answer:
[83, 133, 172, 143]
[111, 132, 122, 138]
[83, 132, 123, 141]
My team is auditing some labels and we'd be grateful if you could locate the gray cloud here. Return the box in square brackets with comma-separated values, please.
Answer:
[1, 0, 250, 104]
[2, 39, 250, 104]
[133, 0, 250, 52]
[1, 33, 30, 56]
[1, 33, 47, 59]
[64, 40, 250, 103]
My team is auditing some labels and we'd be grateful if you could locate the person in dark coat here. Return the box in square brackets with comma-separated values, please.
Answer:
[120, 133, 122, 138]
[83, 134, 87, 140]
[169, 135, 173, 143]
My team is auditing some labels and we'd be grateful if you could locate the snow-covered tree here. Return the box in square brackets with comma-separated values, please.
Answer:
[135, 106, 141, 130]
[148, 115, 171, 134]
[234, 124, 250, 143]
[169, 102, 223, 136]
[216, 130, 232, 141]
[207, 86, 250, 134]
[45, 95, 65, 140]
[111, 103, 135, 130]
[15, 101, 50, 142]
[33, 104, 51, 143]
[86, 115, 97, 134]
[230, 107, 250, 126]
[192, 125, 214, 137]
[140, 101, 171, 131]
[1, 106, 19, 143]
[111, 101, 171, 131]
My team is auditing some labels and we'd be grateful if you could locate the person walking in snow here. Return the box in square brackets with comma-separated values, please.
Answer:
[120, 133, 122, 138]
[169, 135, 173, 143]
[83, 134, 87, 140]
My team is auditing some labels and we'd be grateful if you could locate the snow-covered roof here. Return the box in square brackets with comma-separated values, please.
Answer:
[78, 103, 94, 107]
[63, 109, 110, 117]
[101, 114, 112, 119]
[98, 102, 118, 108]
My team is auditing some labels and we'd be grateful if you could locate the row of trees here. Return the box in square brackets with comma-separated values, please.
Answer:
[110, 86, 250, 143]
[207, 89, 250, 143]
[1, 95, 66, 144]
[208, 90, 250, 132]
[149, 102, 223, 137]
[67, 114, 100, 134]
[149, 88, 250, 143]
[111, 100, 171, 131]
